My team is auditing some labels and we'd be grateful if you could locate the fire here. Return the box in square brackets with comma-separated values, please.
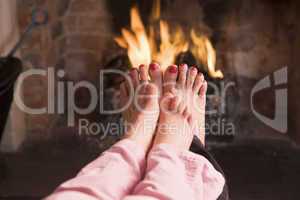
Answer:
[152, 21, 188, 69]
[114, 1, 223, 78]
[114, 7, 152, 68]
[115, 6, 188, 70]
[191, 30, 224, 78]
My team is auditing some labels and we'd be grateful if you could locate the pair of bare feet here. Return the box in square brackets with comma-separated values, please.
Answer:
[120, 63, 207, 153]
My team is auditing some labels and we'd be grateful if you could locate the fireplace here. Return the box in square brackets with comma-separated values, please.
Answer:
[0, 0, 299, 199]
[103, 0, 295, 144]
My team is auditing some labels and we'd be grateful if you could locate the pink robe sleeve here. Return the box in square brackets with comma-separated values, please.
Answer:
[44, 139, 146, 200]
[45, 140, 225, 200]
[125, 144, 225, 200]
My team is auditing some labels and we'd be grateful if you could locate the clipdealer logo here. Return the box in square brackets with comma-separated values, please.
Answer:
[250, 67, 288, 133]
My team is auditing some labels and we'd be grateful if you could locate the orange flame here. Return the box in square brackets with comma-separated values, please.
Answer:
[191, 30, 224, 78]
[115, 6, 188, 71]
[114, 1, 223, 78]
[114, 7, 152, 68]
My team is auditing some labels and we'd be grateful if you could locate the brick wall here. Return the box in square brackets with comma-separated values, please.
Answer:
[17, 0, 113, 142]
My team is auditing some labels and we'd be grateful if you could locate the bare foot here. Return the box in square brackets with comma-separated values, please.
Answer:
[153, 91, 194, 150]
[120, 64, 162, 152]
[154, 64, 207, 149]
[176, 64, 207, 145]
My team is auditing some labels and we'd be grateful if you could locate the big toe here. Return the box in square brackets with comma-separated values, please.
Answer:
[163, 65, 178, 94]
[138, 83, 159, 111]
[145, 83, 159, 97]
[160, 92, 176, 113]
[149, 63, 163, 95]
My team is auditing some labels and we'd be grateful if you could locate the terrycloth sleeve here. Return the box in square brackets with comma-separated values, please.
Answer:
[45, 140, 225, 200]
[44, 139, 146, 200]
[124, 144, 225, 200]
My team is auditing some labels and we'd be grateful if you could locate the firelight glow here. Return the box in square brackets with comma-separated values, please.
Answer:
[114, 0, 224, 79]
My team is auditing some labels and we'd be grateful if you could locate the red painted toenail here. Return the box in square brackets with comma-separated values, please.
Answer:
[150, 63, 159, 70]
[130, 68, 137, 72]
[139, 64, 145, 68]
[129, 68, 137, 76]
[191, 66, 198, 71]
[169, 65, 178, 73]
[179, 63, 187, 69]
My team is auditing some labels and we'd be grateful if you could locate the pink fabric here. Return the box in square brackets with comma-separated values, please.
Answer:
[45, 139, 225, 200]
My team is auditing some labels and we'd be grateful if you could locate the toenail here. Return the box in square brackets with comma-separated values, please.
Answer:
[191, 66, 198, 72]
[179, 63, 187, 69]
[150, 63, 159, 70]
[199, 73, 204, 80]
[130, 68, 137, 73]
[169, 65, 178, 73]
[129, 69, 137, 77]
[139, 64, 145, 68]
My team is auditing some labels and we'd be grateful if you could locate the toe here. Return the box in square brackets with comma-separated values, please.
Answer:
[140, 83, 159, 110]
[199, 80, 208, 97]
[124, 78, 135, 99]
[129, 68, 139, 89]
[193, 73, 204, 93]
[160, 92, 174, 113]
[178, 64, 188, 88]
[187, 115, 193, 125]
[119, 82, 128, 107]
[145, 83, 158, 96]
[163, 65, 178, 94]
[139, 64, 149, 82]
[178, 101, 186, 114]
[186, 66, 198, 89]
[183, 107, 189, 118]
[149, 63, 162, 94]
[120, 82, 128, 98]
[169, 96, 180, 111]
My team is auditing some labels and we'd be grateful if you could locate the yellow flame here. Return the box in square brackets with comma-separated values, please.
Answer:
[114, 1, 223, 78]
[191, 30, 224, 78]
[115, 6, 151, 68]
[115, 6, 187, 70]
[153, 21, 188, 68]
